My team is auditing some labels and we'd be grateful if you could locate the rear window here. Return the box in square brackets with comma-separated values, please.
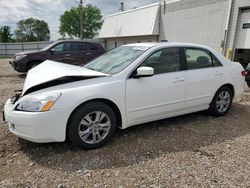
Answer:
[185, 48, 213, 69]
[86, 43, 98, 50]
[71, 42, 88, 51]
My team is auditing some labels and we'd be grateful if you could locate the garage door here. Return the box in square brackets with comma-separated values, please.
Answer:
[235, 9, 250, 49]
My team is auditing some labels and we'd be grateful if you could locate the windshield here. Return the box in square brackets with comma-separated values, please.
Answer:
[41, 42, 56, 51]
[85, 46, 148, 75]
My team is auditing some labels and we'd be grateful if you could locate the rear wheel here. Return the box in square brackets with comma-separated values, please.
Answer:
[247, 82, 250, 88]
[209, 86, 233, 116]
[68, 102, 117, 149]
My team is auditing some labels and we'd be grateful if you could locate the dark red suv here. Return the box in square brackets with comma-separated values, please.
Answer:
[10, 40, 106, 72]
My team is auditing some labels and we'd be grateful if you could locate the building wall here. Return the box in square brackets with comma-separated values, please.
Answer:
[105, 35, 158, 51]
[226, 0, 250, 50]
[160, 0, 230, 53]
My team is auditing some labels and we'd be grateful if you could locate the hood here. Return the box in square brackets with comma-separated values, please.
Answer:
[22, 60, 109, 95]
[16, 50, 40, 56]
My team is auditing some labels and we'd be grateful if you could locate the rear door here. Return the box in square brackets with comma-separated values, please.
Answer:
[86, 43, 105, 62]
[70, 42, 89, 65]
[184, 47, 224, 109]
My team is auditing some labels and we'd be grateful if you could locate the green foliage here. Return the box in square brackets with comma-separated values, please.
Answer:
[15, 18, 50, 42]
[0, 26, 13, 42]
[59, 4, 102, 39]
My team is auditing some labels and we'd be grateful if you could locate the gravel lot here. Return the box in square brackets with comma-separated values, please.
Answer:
[0, 59, 250, 187]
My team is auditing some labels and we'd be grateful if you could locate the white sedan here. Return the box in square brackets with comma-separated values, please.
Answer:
[4, 42, 245, 149]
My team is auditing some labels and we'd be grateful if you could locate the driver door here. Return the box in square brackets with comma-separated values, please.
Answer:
[126, 47, 187, 124]
[47, 42, 73, 63]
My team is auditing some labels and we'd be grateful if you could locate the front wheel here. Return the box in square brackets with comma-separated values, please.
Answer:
[27, 62, 40, 71]
[68, 102, 117, 149]
[209, 86, 233, 116]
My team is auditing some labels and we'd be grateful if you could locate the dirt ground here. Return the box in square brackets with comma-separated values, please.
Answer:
[0, 59, 249, 188]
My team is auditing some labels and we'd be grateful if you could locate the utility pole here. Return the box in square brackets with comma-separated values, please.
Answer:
[120, 2, 124, 12]
[79, 0, 83, 40]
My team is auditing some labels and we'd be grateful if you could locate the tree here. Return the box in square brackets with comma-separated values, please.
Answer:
[0, 26, 13, 42]
[59, 4, 102, 39]
[15, 18, 50, 42]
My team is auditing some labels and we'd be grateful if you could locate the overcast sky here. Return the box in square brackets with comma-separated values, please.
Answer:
[0, 0, 159, 40]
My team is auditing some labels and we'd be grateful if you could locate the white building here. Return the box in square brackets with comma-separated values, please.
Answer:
[99, 0, 250, 64]
[99, 3, 160, 51]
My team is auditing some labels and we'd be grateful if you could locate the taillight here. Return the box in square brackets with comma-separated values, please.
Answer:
[241, 70, 247, 77]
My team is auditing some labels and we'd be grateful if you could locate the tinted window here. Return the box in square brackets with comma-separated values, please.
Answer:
[185, 48, 213, 69]
[87, 43, 98, 50]
[53, 43, 70, 52]
[71, 42, 88, 51]
[140, 48, 181, 74]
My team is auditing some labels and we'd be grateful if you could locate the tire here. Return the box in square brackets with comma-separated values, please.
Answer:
[209, 86, 233, 117]
[27, 62, 40, 71]
[68, 102, 117, 149]
[247, 82, 250, 88]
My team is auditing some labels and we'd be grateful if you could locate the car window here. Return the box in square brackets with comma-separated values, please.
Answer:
[71, 42, 88, 51]
[85, 46, 148, 75]
[140, 48, 181, 74]
[53, 43, 70, 52]
[211, 54, 223, 67]
[87, 43, 98, 50]
[185, 48, 213, 69]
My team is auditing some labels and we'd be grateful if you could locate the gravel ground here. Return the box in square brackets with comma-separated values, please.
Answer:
[0, 59, 250, 188]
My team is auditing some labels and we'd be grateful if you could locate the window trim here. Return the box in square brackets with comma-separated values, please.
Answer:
[128, 47, 186, 79]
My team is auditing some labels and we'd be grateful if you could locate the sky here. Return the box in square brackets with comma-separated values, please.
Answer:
[0, 0, 159, 40]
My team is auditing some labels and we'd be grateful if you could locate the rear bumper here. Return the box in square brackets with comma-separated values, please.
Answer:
[9, 60, 27, 72]
[3, 99, 69, 143]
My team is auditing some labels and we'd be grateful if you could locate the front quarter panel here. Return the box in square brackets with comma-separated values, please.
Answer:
[50, 77, 127, 128]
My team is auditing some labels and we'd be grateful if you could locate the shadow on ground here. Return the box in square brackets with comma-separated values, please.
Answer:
[18, 103, 250, 172]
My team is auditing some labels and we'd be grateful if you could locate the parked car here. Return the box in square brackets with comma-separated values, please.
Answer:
[245, 62, 250, 88]
[3, 42, 245, 149]
[9, 40, 105, 73]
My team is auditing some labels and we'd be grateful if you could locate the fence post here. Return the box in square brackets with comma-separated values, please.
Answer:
[22, 42, 24, 52]
[4, 43, 7, 58]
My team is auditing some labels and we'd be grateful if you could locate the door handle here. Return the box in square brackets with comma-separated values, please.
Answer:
[173, 77, 185, 83]
[65, 54, 71, 57]
[215, 71, 223, 76]
[86, 52, 92, 55]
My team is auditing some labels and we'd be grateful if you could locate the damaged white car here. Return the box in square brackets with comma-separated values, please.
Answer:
[3, 43, 245, 149]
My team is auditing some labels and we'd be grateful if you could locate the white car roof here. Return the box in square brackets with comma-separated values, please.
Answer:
[124, 42, 212, 49]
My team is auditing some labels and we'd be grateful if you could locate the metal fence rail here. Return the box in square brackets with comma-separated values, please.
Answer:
[0, 39, 105, 58]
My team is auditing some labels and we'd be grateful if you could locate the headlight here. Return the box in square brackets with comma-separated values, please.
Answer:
[16, 93, 61, 112]
[15, 54, 27, 61]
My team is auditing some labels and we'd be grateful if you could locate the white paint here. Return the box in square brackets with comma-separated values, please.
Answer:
[4, 42, 245, 143]
[99, 3, 160, 38]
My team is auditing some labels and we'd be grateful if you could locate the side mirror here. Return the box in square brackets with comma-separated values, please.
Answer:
[135, 66, 154, 78]
[50, 48, 56, 54]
